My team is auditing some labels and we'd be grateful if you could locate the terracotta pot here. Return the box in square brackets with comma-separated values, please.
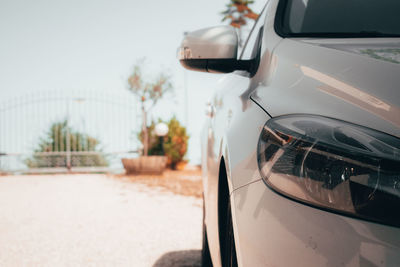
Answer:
[121, 156, 167, 175]
[175, 161, 187, 171]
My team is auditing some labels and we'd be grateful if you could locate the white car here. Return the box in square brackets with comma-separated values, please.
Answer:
[179, 0, 400, 266]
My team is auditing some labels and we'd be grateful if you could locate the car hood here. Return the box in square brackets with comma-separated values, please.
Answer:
[306, 38, 400, 65]
[252, 38, 400, 138]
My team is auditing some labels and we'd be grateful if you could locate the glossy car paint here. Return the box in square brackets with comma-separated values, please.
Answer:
[232, 180, 400, 266]
[198, 0, 400, 266]
[253, 37, 400, 138]
[180, 26, 238, 60]
[202, 75, 270, 266]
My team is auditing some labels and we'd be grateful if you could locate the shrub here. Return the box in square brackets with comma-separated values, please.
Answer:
[139, 117, 189, 169]
[26, 120, 108, 168]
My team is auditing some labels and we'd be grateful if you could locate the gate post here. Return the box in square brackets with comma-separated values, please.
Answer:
[66, 98, 71, 171]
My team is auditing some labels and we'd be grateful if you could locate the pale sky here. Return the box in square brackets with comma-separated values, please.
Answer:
[0, 0, 265, 164]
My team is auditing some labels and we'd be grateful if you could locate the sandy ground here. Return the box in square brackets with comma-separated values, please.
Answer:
[0, 173, 203, 267]
[114, 169, 203, 199]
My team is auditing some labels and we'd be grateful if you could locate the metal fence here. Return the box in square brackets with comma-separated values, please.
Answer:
[0, 89, 140, 174]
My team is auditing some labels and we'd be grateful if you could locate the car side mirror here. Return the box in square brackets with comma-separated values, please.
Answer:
[178, 26, 252, 74]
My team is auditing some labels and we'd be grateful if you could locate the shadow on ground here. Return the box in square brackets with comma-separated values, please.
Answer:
[153, 250, 201, 267]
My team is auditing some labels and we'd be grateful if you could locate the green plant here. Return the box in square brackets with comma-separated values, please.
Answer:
[140, 117, 189, 169]
[138, 120, 162, 156]
[26, 120, 108, 168]
[164, 117, 189, 169]
[127, 61, 173, 156]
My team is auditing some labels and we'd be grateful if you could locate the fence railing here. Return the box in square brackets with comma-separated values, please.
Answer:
[0, 89, 140, 174]
[0, 151, 138, 174]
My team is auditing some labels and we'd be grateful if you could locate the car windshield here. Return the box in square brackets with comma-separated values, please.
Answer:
[280, 0, 400, 37]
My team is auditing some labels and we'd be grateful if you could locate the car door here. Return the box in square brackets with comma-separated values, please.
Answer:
[202, 4, 272, 266]
[204, 3, 268, 195]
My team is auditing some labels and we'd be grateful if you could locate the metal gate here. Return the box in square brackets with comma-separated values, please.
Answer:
[0, 89, 140, 174]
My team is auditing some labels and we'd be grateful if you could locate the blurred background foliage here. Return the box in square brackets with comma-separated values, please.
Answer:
[26, 120, 108, 168]
[139, 117, 189, 169]
[221, 0, 259, 28]
[127, 61, 173, 157]
[221, 0, 259, 46]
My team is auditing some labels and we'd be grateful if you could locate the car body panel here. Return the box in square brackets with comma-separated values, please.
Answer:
[201, 1, 282, 265]
[197, 0, 400, 266]
[252, 38, 400, 138]
[306, 38, 400, 65]
[232, 180, 400, 266]
[201, 73, 271, 267]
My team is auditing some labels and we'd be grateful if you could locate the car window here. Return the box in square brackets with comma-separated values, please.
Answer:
[240, 4, 268, 60]
[280, 0, 400, 37]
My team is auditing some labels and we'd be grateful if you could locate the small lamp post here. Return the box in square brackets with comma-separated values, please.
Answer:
[155, 122, 168, 155]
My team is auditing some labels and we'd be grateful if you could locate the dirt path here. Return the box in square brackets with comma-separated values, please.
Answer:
[0, 174, 202, 267]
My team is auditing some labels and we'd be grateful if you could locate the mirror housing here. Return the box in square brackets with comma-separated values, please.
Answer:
[178, 26, 252, 74]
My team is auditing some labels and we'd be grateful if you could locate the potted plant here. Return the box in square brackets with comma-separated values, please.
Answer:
[142, 117, 189, 170]
[122, 62, 173, 174]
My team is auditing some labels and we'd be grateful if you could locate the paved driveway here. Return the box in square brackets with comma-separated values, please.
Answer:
[0, 174, 202, 267]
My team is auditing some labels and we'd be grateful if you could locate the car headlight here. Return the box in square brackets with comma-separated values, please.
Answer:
[257, 115, 400, 227]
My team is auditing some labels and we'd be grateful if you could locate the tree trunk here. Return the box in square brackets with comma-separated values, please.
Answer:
[142, 104, 148, 156]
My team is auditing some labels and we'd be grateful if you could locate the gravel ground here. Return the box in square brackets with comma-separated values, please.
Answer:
[0, 174, 202, 267]
[116, 169, 203, 199]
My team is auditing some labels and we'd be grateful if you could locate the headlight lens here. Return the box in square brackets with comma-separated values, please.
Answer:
[257, 115, 400, 227]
